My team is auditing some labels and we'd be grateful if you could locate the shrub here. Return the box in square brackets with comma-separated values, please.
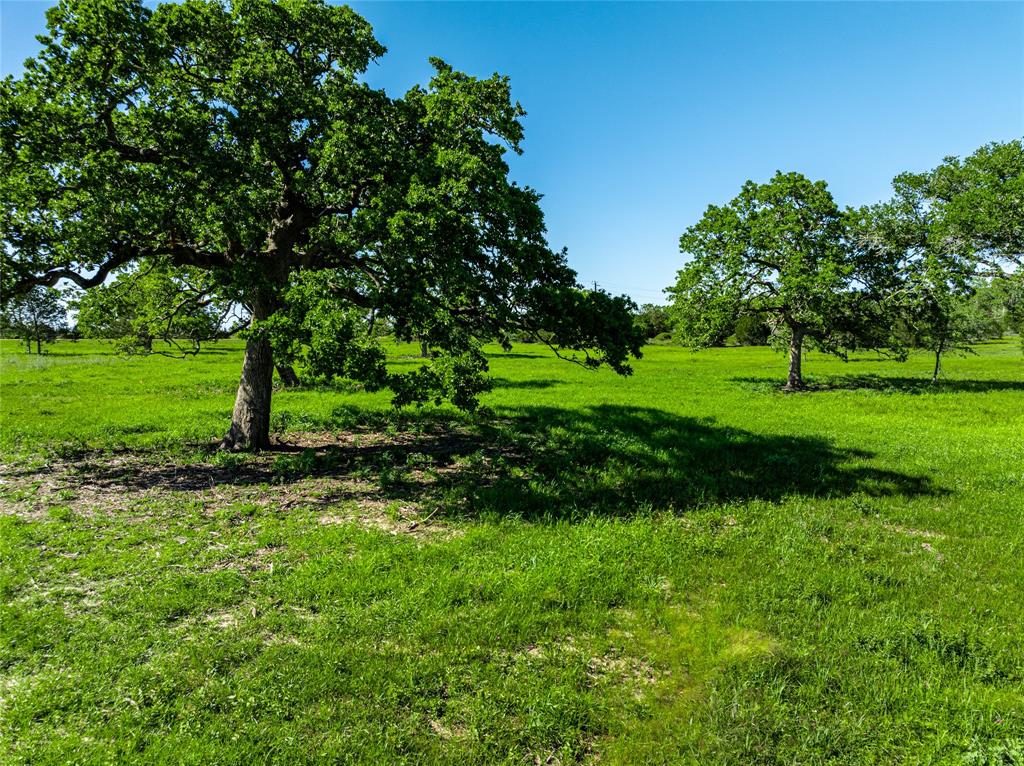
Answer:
[734, 315, 770, 346]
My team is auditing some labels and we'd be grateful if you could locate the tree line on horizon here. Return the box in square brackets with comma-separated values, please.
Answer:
[7, 137, 1020, 387]
[665, 139, 1023, 388]
[1, 0, 1020, 450]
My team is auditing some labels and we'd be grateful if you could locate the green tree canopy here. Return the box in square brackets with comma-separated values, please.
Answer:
[1, 0, 642, 449]
[668, 171, 883, 389]
[852, 139, 1024, 379]
[74, 260, 232, 355]
[1, 285, 68, 354]
[911, 139, 1023, 274]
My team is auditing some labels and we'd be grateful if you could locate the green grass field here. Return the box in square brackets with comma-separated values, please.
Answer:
[1, 338, 1023, 764]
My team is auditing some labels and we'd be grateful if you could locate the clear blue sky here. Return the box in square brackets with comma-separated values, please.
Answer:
[3, 1, 1022, 305]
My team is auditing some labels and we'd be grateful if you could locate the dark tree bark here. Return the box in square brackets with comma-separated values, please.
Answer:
[783, 328, 805, 391]
[276, 363, 300, 387]
[221, 332, 274, 450]
[35, 335, 41, 355]
[932, 339, 945, 383]
[221, 296, 278, 451]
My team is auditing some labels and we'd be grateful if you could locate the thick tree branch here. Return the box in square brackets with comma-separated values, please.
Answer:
[14, 248, 135, 293]
[10, 240, 229, 298]
[98, 109, 165, 165]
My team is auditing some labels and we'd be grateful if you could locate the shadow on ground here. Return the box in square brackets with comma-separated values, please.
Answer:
[483, 350, 549, 359]
[33, 405, 941, 522]
[2, 344, 238, 358]
[733, 374, 1024, 395]
[489, 377, 563, 390]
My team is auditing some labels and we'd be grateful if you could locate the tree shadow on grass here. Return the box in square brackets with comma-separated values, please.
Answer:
[733, 374, 1024, 395]
[432, 405, 939, 520]
[42, 405, 941, 522]
[489, 378, 563, 390]
[484, 350, 549, 359]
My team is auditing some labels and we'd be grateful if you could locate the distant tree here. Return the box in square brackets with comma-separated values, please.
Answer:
[668, 171, 885, 389]
[1, 0, 642, 450]
[732, 314, 770, 346]
[854, 143, 1022, 380]
[74, 261, 231, 355]
[1, 285, 68, 353]
[633, 304, 673, 340]
[909, 287, 992, 381]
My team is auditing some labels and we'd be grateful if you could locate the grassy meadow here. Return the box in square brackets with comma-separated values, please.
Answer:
[1, 337, 1023, 764]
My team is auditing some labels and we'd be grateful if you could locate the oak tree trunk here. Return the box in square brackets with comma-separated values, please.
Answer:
[930, 332, 948, 383]
[221, 298, 277, 451]
[783, 328, 805, 391]
[35, 336, 41, 355]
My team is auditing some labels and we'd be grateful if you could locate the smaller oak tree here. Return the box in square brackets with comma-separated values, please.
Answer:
[668, 171, 880, 389]
[899, 140, 1024, 360]
[74, 261, 233, 355]
[853, 144, 1019, 381]
[1, 285, 68, 354]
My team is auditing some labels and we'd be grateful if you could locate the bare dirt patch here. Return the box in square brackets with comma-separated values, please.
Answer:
[206, 609, 239, 630]
[428, 718, 470, 741]
[0, 428, 495, 538]
[879, 522, 946, 540]
[587, 650, 664, 691]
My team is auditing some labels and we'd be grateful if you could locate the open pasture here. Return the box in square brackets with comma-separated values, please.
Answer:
[1, 339, 1023, 764]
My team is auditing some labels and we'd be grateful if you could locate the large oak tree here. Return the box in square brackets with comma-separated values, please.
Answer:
[1, 0, 642, 449]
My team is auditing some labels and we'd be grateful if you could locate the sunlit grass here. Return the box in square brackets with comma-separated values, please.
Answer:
[1, 337, 1022, 764]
